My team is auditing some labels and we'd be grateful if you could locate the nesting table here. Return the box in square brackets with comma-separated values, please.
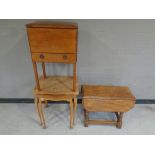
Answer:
[82, 85, 136, 128]
[34, 76, 79, 128]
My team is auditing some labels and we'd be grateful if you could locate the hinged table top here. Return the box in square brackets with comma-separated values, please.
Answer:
[83, 85, 136, 100]
[26, 22, 78, 29]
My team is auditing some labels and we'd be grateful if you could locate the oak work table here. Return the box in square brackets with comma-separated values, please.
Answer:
[82, 85, 136, 128]
[26, 22, 79, 128]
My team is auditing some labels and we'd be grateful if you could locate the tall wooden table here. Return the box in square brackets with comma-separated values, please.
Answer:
[26, 22, 78, 128]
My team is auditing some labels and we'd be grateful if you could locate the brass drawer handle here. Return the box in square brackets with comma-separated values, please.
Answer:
[40, 54, 45, 59]
[63, 55, 68, 60]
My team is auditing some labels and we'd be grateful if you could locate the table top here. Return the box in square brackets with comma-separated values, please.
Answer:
[82, 85, 136, 100]
[34, 76, 79, 95]
[26, 22, 78, 29]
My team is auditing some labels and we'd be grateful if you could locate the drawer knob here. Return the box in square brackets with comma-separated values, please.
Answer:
[63, 55, 68, 60]
[40, 54, 45, 59]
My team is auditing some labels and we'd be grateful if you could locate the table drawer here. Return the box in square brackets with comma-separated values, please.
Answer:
[32, 53, 77, 63]
[27, 28, 77, 54]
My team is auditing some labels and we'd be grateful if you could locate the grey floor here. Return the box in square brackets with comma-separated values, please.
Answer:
[0, 103, 155, 135]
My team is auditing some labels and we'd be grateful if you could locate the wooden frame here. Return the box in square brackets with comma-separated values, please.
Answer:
[27, 22, 78, 92]
[32, 60, 77, 91]
[35, 94, 78, 129]
[84, 110, 124, 129]
[82, 85, 136, 129]
[31, 61, 78, 129]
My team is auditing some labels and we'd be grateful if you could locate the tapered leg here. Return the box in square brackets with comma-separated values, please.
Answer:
[70, 99, 74, 128]
[116, 112, 124, 129]
[73, 97, 77, 125]
[44, 100, 48, 108]
[42, 62, 46, 78]
[39, 99, 46, 129]
[35, 97, 43, 126]
[84, 109, 89, 127]
[115, 112, 119, 120]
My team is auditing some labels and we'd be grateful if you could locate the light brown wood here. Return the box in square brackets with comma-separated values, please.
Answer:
[70, 99, 74, 128]
[84, 110, 89, 127]
[35, 97, 42, 125]
[83, 85, 135, 112]
[73, 63, 77, 91]
[88, 120, 117, 125]
[44, 100, 48, 108]
[34, 76, 79, 95]
[32, 53, 76, 63]
[27, 28, 77, 54]
[34, 76, 79, 128]
[82, 85, 135, 128]
[26, 22, 78, 129]
[116, 112, 124, 129]
[32, 61, 40, 90]
[83, 99, 134, 112]
[27, 22, 78, 92]
[42, 62, 46, 78]
[73, 97, 77, 125]
[35, 94, 75, 101]
[26, 22, 78, 29]
[83, 85, 136, 100]
[39, 98, 46, 129]
[115, 112, 119, 120]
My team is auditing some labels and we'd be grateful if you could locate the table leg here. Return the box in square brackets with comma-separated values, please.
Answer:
[44, 100, 48, 108]
[116, 112, 124, 129]
[39, 99, 46, 129]
[84, 109, 89, 127]
[35, 97, 43, 126]
[73, 97, 77, 126]
[70, 99, 74, 128]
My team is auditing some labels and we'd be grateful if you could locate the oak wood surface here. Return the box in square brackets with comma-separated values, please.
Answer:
[73, 63, 77, 91]
[83, 85, 136, 100]
[82, 85, 135, 128]
[38, 98, 46, 128]
[32, 61, 40, 90]
[27, 22, 78, 92]
[83, 99, 134, 112]
[42, 62, 46, 78]
[83, 85, 135, 112]
[116, 112, 123, 128]
[35, 97, 42, 126]
[73, 97, 77, 125]
[32, 53, 76, 63]
[26, 22, 78, 128]
[26, 22, 78, 29]
[34, 76, 79, 129]
[88, 120, 117, 125]
[27, 28, 77, 54]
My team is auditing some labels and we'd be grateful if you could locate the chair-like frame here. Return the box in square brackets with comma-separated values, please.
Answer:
[32, 61, 78, 128]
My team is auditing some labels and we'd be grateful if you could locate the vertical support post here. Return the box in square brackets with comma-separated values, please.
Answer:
[44, 100, 48, 108]
[32, 61, 40, 90]
[73, 63, 77, 91]
[84, 109, 89, 127]
[73, 97, 77, 125]
[39, 98, 46, 129]
[70, 98, 74, 128]
[35, 97, 43, 126]
[42, 62, 46, 78]
[116, 112, 124, 129]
